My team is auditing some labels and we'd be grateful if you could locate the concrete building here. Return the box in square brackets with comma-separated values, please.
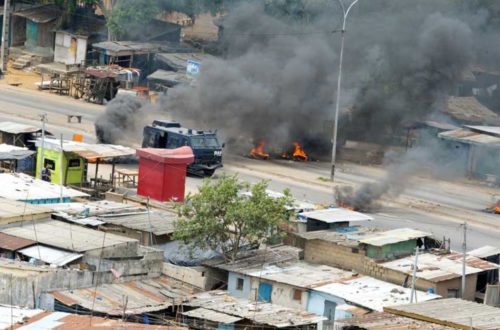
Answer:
[206, 246, 439, 329]
[294, 227, 498, 301]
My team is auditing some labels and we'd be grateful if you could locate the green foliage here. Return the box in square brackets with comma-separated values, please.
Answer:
[107, 0, 161, 37]
[173, 175, 292, 263]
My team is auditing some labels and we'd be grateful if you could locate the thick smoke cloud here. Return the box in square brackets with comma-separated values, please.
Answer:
[164, 2, 338, 155]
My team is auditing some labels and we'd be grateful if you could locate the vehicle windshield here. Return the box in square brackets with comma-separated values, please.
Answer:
[190, 136, 220, 148]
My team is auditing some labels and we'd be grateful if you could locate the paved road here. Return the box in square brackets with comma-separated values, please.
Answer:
[0, 85, 498, 251]
[0, 84, 101, 141]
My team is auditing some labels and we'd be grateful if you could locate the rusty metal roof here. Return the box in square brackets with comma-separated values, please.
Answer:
[443, 96, 500, 124]
[336, 312, 454, 329]
[0, 232, 36, 251]
[13, 5, 59, 23]
[185, 291, 326, 328]
[384, 298, 500, 330]
[0, 306, 186, 329]
[182, 308, 243, 324]
[34, 138, 135, 160]
[439, 128, 500, 146]
[51, 276, 195, 315]
[381, 251, 499, 283]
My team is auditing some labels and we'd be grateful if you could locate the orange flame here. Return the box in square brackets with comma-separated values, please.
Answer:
[250, 140, 270, 159]
[292, 142, 308, 161]
[495, 205, 500, 214]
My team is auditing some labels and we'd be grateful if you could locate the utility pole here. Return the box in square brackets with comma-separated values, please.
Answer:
[39, 113, 47, 180]
[410, 246, 419, 303]
[0, 0, 10, 74]
[331, 0, 359, 182]
[462, 221, 467, 299]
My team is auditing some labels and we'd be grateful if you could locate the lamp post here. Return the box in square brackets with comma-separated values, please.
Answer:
[330, 0, 359, 181]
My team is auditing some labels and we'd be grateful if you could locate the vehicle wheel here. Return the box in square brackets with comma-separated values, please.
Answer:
[204, 169, 215, 177]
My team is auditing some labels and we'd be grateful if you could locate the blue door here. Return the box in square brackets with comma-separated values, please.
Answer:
[258, 282, 272, 302]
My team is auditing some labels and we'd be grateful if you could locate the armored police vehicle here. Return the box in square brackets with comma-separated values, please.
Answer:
[142, 120, 223, 176]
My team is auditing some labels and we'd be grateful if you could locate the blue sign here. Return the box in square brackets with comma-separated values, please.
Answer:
[186, 60, 201, 77]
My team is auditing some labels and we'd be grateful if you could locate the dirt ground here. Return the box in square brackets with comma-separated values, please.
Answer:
[0, 60, 40, 91]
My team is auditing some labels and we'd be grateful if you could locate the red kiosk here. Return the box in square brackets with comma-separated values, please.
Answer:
[136, 147, 194, 202]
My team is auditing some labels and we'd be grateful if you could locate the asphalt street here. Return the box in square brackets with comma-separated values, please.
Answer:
[0, 84, 498, 251]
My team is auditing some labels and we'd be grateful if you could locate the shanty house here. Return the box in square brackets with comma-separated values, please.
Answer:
[440, 96, 500, 125]
[52, 200, 178, 245]
[0, 121, 49, 149]
[296, 208, 373, 232]
[0, 144, 35, 174]
[34, 138, 135, 186]
[12, 5, 60, 54]
[439, 125, 500, 182]
[184, 290, 326, 330]
[54, 30, 88, 65]
[206, 246, 439, 328]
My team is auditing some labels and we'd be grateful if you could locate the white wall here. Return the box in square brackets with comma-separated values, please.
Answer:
[307, 291, 349, 330]
[248, 278, 308, 310]
[54, 32, 87, 65]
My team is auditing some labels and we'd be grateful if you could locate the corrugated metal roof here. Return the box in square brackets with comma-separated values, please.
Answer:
[314, 276, 440, 312]
[92, 41, 163, 56]
[336, 312, 454, 330]
[13, 5, 59, 23]
[1, 306, 185, 329]
[0, 144, 35, 161]
[185, 291, 326, 328]
[298, 208, 373, 223]
[0, 232, 36, 251]
[245, 262, 355, 289]
[52, 276, 195, 315]
[182, 308, 243, 324]
[204, 246, 301, 273]
[155, 52, 214, 71]
[2, 220, 137, 252]
[384, 298, 500, 330]
[0, 173, 88, 201]
[443, 96, 500, 124]
[0, 198, 52, 223]
[0, 121, 42, 134]
[147, 69, 191, 85]
[34, 138, 135, 160]
[381, 251, 499, 283]
[0, 305, 43, 328]
[99, 210, 177, 235]
[359, 228, 431, 247]
[469, 245, 500, 259]
[465, 125, 500, 137]
[18, 245, 82, 267]
[439, 128, 500, 146]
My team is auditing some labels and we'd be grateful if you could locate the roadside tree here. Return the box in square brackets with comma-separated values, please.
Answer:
[173, 175, 292, 263]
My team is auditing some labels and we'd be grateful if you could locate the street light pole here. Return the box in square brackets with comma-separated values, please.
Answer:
[331, 0, 359, 181]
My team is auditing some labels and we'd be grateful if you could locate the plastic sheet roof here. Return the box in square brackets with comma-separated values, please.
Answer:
[35, 138, 135, 160]
[0, 144, 35, 160]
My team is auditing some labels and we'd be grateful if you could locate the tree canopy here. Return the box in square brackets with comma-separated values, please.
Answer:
[173, 175, 292, 263]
